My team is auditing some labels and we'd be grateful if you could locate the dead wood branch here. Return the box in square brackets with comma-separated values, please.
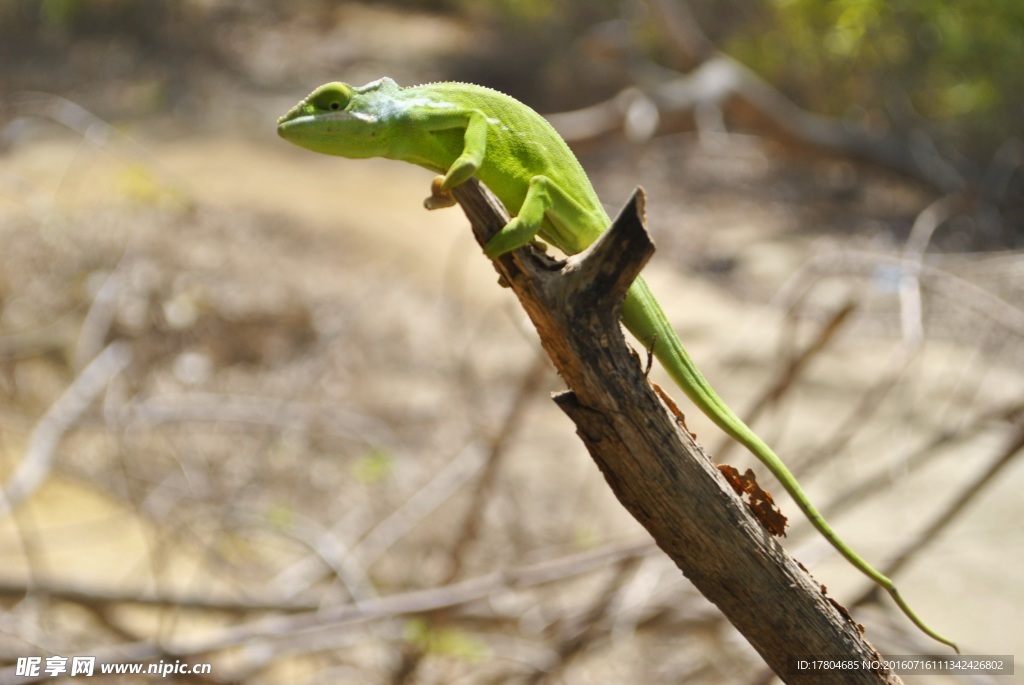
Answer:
[852, 414, 1024, 611]
[0, 540, 655, 685]
[713, 299, 857, 462]
[0, 341, 131, 519]
[525, 558, 642, 684]
[816, 397, 1024, 533]
[0, 318, 76, 362]
[546, 52, 993, 198]
[449, 179, 901, 684]
[0, 539, 653, 616]
[445, 353, 550, 582]
[771, 250, 1024, 339]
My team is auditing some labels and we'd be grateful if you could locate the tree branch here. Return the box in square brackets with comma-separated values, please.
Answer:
[0, 341, 132, 519]
[450, 179, 901, 684]
[546, 53, 986, 198]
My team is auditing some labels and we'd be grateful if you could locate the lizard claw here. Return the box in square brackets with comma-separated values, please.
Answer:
[424, 175, 457, 210]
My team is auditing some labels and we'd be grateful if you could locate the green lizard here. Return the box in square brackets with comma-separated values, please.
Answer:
[277, 77, 957, 652]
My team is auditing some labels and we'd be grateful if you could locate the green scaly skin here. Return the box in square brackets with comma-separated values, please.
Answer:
[277, 78, 957, 652]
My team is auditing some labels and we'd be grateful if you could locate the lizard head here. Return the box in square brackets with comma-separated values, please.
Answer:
[277, 82, 354, 124]
[276, 82, 387, 158]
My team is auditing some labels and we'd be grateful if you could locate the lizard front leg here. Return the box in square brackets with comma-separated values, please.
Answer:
[424, 109, 489, 210]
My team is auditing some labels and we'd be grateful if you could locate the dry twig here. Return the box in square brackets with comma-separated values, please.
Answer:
[0, 341, 131, 519]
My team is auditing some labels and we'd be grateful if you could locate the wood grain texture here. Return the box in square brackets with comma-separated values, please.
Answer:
[451, 178, 901, 684]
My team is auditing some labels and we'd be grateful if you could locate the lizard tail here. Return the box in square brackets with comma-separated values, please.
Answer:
[620, 276, 958, 652]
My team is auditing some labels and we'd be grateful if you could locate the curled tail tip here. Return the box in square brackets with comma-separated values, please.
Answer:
[924, 628, 959, 654]
[936, 631, 960, 654]
[888, 586, 958, 653]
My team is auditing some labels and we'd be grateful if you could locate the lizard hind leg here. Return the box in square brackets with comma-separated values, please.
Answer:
[483, 174, 555, 259]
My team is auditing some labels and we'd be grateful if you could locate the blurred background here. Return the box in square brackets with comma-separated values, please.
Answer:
[1, 1, 1022, 683]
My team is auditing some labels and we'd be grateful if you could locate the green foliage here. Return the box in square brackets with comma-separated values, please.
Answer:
[1, 0, 189, 68]
[730, 0, 1024, 152]
[351, 0, 612, 25]
[403, 618, 489, 661]
[453, 0, 620, 31]
[464, 0, 557, 23]
[350, 448, 393, 485]
[266, 502, 295, 530]
[39, 0, 83, 26]
[1, 0, 173, 33]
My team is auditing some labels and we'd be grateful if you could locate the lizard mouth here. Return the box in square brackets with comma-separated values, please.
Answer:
[276, 102, 310, 126]
[276, 111, 340, 139]
[276, 110, 377, 156]
[277, 109, 365, 127]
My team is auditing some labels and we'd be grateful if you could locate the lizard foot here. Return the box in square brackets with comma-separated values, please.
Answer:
[424, 176, 457, 210]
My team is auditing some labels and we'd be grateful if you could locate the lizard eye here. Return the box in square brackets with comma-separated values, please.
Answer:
[308, 83, 353, 114]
